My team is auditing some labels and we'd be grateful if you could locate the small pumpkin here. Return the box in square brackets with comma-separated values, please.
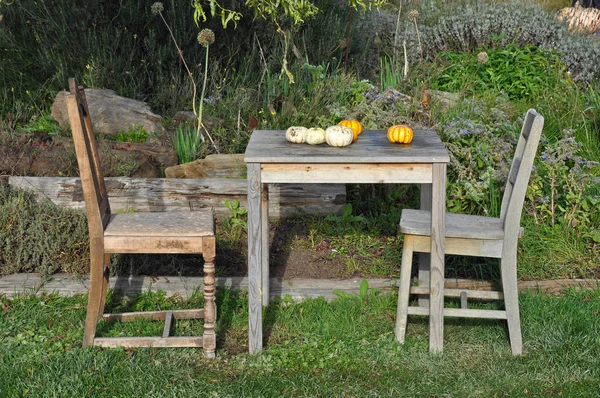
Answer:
[305, 127, 326, 145]
[325, 125, 354, 147]
[285, 126, 308, 144]
[338, 119, 362, 142]
[387, 124, 414, 144]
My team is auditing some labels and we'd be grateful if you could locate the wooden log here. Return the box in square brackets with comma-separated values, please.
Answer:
[1, 273, 598, 301]
[8, 176, 346, 219]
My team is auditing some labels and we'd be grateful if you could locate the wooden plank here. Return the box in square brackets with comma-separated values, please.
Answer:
[411, 235, 504, 258]
[93, 336, 203, 348]
[162, 311, 173, 338]
[245, 130, 450, 164]
[104, 236, 204, 254]
[400, 210, 510, 240]
[261, 184, 270, 305]
[460, 291, 468, 309]
[407, 306, 508, 320]
[418, 184, 432, 308]
[429, 163, 446, 353]
[261, 163, 433, 184]
[246, 163, 263, 354]
[8, 176, 345, 219]
[410, 286, 504, 300]
[105, 211, 214, 237]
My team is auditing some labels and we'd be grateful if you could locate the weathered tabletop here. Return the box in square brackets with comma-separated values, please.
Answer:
[244, 129, 449, 354]
[244, 129, 449, 164]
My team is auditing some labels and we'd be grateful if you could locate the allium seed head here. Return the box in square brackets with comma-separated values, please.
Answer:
[151, 2, 164, 15]
[408, 10, 419, 19]
[477, 51, 489, 63]
[198, 29, 215, 47]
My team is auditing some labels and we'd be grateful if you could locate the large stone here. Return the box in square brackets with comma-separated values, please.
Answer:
[557, 6, 600, 34]
[51, 89, 164, 136]
[428, 90, 460, 110]
[165, 154, 246, 179]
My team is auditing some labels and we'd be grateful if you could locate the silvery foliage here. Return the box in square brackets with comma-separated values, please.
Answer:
[407, 2, 600, 84]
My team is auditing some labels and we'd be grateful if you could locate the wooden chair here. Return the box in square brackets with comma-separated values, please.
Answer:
[66, 78, 217, 357]
[395, 109, 544, 355]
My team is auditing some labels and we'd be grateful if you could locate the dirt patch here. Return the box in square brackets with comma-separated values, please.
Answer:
[113, 220, 360, 280]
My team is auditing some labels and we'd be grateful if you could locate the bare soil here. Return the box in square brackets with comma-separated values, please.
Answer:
[113, 220, 362, 280]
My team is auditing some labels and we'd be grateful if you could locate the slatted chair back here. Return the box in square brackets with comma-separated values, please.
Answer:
[66, 78, 111, 237]
[499, 109, 544, 242]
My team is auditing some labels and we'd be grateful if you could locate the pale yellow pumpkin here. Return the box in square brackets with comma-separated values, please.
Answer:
[305, 127, 326, 145]
[325, 125, 353, 147]
[387, 124, 414, 144]
[285, 126, 308, 144]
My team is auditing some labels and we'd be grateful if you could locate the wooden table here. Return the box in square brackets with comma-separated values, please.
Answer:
[244, 129, 450, 353]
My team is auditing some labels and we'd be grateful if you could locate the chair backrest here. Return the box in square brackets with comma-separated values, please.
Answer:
[66, 78, 111, 238]
[500, 109, 544, 239]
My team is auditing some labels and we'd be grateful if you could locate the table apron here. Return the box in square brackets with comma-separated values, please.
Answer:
[260, 163, 434, 184]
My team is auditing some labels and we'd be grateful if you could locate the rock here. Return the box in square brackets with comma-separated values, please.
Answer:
[557, 6, 600, 34]
[428, 90, 460, 110]
[165, 154, 246, 179]
[108, 141, 178, 178]
[51, 89, 164, 136]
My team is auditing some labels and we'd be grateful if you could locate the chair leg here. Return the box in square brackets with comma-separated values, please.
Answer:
[98, 253, 111, 317]
[500, 255, 522, 355]
[83, 249, 104, 347]
[395, 235, 415, 343]
[202, 237, 217, 358]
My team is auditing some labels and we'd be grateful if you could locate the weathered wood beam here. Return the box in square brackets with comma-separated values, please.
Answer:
[8, 176, 346, 219]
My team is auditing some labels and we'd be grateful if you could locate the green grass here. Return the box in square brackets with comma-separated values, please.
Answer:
[1, 287, 599, 397]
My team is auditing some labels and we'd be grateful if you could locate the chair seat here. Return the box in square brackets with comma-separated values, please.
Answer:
[105, 210, 215, 237]
[399, 209, 523, 240]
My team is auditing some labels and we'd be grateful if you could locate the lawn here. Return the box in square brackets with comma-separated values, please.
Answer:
[1, 287, 599, 397]
[1, 0, 600, 395]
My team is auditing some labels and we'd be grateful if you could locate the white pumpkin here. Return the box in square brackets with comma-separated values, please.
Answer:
[305, 127, 326, 145]
[285, 126, 308, 144]
[325, 125, 353, 147]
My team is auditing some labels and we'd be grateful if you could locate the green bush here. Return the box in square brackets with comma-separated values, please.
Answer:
[431, 43, 571, 101]
[0, 184, 89, 277]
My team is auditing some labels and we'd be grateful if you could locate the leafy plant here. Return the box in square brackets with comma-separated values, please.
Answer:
[111, 125, 149, 144]
[19, 113, 62, 136]
[224, 199, 248, 229]
[220, 199, 248, 245]
[431, 44, 571, 101]
[326, 203, 365, 224]
[173, 124, 201, 164]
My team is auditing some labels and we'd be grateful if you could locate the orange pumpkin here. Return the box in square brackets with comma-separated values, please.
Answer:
[338, 119, 362, 142]
[387, 124, 414, 144]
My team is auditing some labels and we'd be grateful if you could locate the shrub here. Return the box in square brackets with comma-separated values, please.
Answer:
[431, 43, 571, 101]
[0, 184, 89, 276]
[416, 2, 600, 84]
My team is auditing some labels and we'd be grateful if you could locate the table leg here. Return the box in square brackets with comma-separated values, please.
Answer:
[261, 184, 269, 306]
[429, 163, 446, 353]
[419, 183, 432, 308]
[247, 163, 263, 354]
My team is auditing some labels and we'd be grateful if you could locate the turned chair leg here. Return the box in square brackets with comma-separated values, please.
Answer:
[203, 237, 217, 358]
[83, 249, 104, 347]
[395, 235, 415, 343]
[500, 255, 523, 355]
